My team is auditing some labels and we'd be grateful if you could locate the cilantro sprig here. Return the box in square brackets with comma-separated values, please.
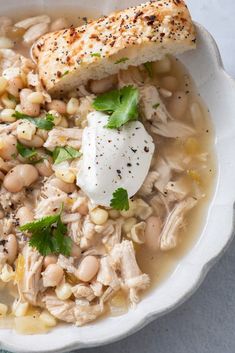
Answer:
[53, 146, 82, 165]
[115, 57, 129, 64]
[144, 62, 153, 77]
[16, 142, 42, 164]
[20, 211, 72, 256]
[13, 111, 55, 131]
[110, 188, 129, 211]
[92, 85, 139, 129]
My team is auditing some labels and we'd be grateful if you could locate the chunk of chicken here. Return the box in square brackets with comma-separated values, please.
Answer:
[72, 284, 95, 301]
[160, 197, 197, 251]
[74, 299, 104, 326]
[0, 49, 20, 75]
[151, 121, 195, 138]
[140, 85, 172, 123]
[18, 245, 43, 305]
[35, 186, 67, 219]
[97, 256, 120, 290]
[110, 240, 150, 304]
[43, 292, 75, 323]
[118, 67, 145, 88]
[57, 255, 79, 278]
[43, 127, 82, 150]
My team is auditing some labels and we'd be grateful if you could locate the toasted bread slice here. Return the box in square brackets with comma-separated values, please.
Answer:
[32, 0, 196, 95]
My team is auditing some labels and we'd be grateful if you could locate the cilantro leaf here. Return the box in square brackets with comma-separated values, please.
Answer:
[53, 146, 82, 165]
[13, 111, 55, 130]
[20, 212, 72, 256]
[91, 52, 101, 58]
[144, 62, 153, 77]
[152, 103, 160, 109]
[110, 188, 129, 211]
[61, 70, 69, 77]
[16, 142, 43, 164]
[92, 85, 139, 129]
[115, 57, 129, 64]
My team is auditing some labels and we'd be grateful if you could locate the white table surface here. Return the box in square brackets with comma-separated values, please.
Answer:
[1, 1, 235, 353]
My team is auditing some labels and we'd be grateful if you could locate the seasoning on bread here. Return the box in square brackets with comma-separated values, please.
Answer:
[32, 0, 196, 95]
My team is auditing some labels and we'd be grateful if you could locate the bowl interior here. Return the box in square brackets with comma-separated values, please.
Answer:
[0, 1, 235, 352]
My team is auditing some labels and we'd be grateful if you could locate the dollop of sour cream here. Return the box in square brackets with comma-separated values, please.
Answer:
[76, 112, 155, 207]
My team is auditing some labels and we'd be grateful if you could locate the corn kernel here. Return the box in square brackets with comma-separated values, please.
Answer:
[187, 169, 201, 185]
[0, 108, 16, 122]
[0, 264, 15, 282]
[120, 200, 135, 218]
[122, 217, 137, 233]
[39, 310, 57, 327]
[13, 301, 29, 317]
[67, 97, 79, 115]
[27, 91, 44, 104]
[55, 283, 72, 300]
[109, 209, 120, 219]
[90, 208, 109, 225]
[55, 169, 76, 184]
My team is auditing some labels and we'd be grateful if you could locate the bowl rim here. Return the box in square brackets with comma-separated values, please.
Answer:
[0, 22, 235, 353]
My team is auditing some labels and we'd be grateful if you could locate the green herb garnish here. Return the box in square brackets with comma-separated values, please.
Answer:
[144, 62, 153, 77]
[115, 57, 129, 64]
[91, 52, 101, 58]
[92, 85, 139, 129]
[152, 103, 160, 109]
[16, 142, 42, 164]
[110, 188, 129, 211]
[20, 211, 72, 256]
[53, 146, 82, 165]
[61, 70, 69, 77]
[13, 112, 55, 131]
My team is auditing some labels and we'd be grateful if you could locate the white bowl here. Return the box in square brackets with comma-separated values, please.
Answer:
[0, 3, 235, 352]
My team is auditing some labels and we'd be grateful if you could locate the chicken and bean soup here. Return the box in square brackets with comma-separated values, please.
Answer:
[0, 12, 215, 333]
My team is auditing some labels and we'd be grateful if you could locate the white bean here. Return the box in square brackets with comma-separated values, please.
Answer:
[90, 208, 108, 225]
[77, 256, 100, 282]
[1, 93, 16, 109]
[145, 216, 162, 252]
[18, 135, 44, 148]
[27, 91, 44, 104]
[16, 206, 34, 226]
[42, 264, 64, 287]
[43, 255, 58, 269]
[20, 89, 40, 117]
[168, 91, 188, 119]
[70, 243, 81, 258]
[50, 178, 76, 193]
[90, 75, 117, 94]
[36, 159, 53, 177]
[47, 100, 67, 115]
[5, 234, 18, 265]
[0, 135, 17, 160]
[3, 164, 39, 192]
[6, 77, 24, 98]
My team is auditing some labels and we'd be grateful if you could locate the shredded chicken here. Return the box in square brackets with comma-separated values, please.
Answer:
[18, 245, 43, 305]
[43, 127, 82, 150]
[43, 292, 76, 323]
[160, 197, 197, 251]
